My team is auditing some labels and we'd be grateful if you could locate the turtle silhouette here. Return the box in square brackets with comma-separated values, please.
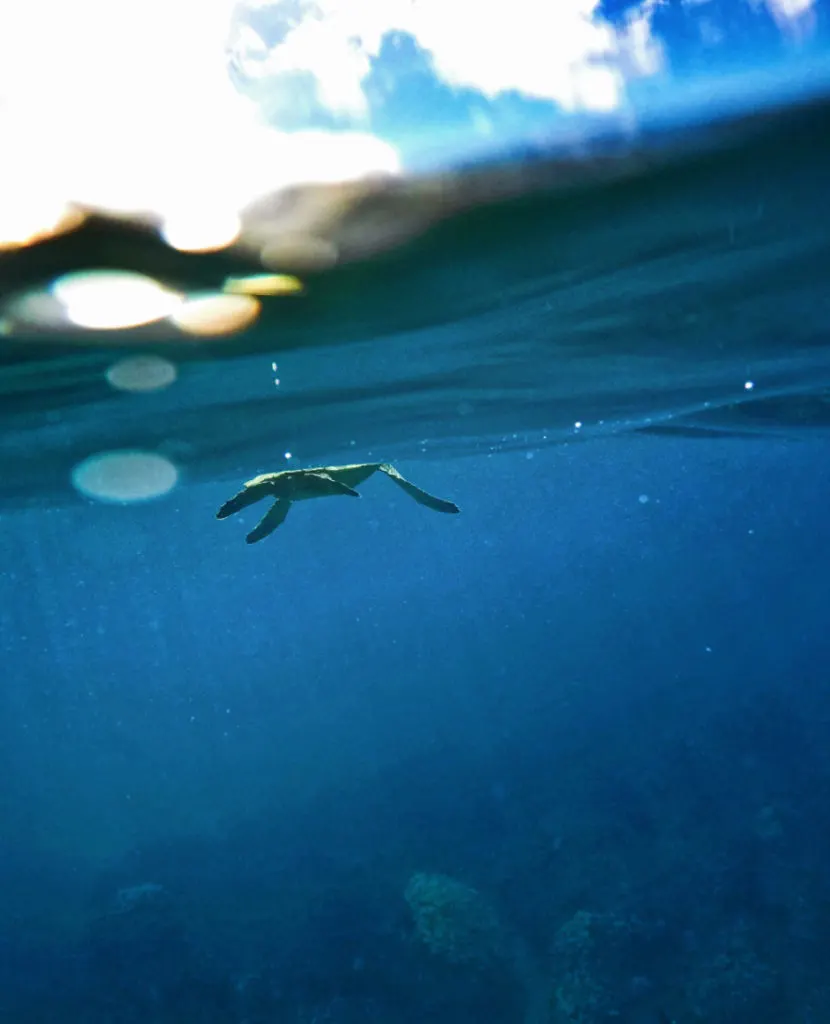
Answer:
[217, 462, 460, 543]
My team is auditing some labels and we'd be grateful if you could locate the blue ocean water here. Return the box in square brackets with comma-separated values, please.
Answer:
[3, 434, 830, 1023]
[3, 5, 830, 1022]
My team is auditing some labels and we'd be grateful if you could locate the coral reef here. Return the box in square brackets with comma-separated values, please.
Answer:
[405, 872, 505, 965]
[683, 921, 778, 1021]
[405, 871, 551, 1024]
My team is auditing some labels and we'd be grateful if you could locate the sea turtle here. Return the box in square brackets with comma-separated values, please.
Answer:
[217, 462, 460, 543]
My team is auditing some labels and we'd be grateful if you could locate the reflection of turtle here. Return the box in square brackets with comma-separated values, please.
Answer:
[217, 462, 460, 543]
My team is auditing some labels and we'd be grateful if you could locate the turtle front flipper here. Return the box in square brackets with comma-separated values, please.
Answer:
[247, 498, 292, 543]
[378, 464, 460, 514]
[217, 474, 279, 520]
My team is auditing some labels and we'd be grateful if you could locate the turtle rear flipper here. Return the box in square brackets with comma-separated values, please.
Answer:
[247, 499, 292, 543]
[379, 464, 460, 514]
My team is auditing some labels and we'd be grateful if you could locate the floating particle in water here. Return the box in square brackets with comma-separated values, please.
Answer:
[72, 450, 179, 503]
[638, 494, 649, 504]
[162, 208, 241, 253]
[172, 293, 260, 336]
[225, 273, 303, 296]
[52, 270, 182, 329]
[106, 354, 177, 392]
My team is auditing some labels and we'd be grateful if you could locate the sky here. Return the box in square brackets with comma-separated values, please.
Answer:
[0, 0, 823, 251]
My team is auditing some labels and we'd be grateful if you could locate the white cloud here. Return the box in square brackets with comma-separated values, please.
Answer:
[233, 0, 649, 117]
[764, 0, 818, 40]
[0, 0, 399, 232]
[1, 0, 814, 238]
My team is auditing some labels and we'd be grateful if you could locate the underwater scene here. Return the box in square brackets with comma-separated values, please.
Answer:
[2, 1, 830, 1022]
